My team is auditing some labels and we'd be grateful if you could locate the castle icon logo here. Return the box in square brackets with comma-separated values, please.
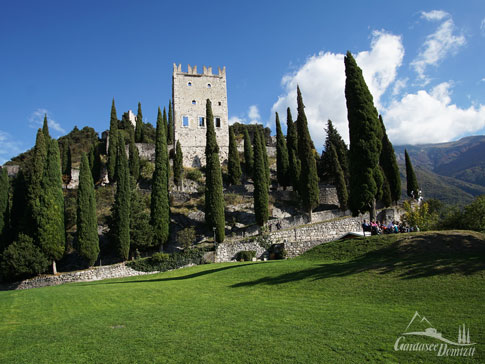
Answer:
[394, 311, 477, 357]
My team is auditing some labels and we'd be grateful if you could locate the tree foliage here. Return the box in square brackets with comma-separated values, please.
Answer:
[328, 144, 348, 210]
[77, 153, 99, 266]
[405, 149, 419, 199]
[167, 100, 174, 145]
[253, 129, 269, 226]
[204, 99, 225, 243]
[42, 114, 50, 140]
[130, 185, 154, 253]
[150, 108, 170, 250]
[320, 120, 348, 183]
[243, 128, 253, 177]
[135, 102, 144, 143]
[173, 140, 183, 188]
[107, 99, 119, 183]
[228, 127, 242, 185]
[0, 167, 9, 243]
[286, 107, 300, 190]
[344, 51, 383, 217]
[275, 112, 290, 188]
[296, 86, 319, 217]
[378, 115, 401, 203]
[128, 124, 140, 182]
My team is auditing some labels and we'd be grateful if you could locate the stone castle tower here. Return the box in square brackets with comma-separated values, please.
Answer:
[172, 63, 229, 167]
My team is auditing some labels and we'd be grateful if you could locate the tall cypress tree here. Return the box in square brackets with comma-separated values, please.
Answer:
[9, 170, 29, 242]
[163, 107, 168, 141]
[150, 107, 170, 250]
[128, 124, 140, 182]
[275, 112, 290, 189]
[111, 132, 131, 260]
[405, 149, 419, 199]
[228, 127, 242, 185]
[321, 120, 349, 182]
[107, 99, 119, 183]
[286, 107, 300, 190]
[0, 167, 9, 243]
[204, 99, 225, 243]
[243, 128, 253, 177]
[37, 138, 65, 274]
[135, 102, 144, 143]
[296, 86, 319, 220]
[344, 51, 383, 219]
[328, 144, 348, 210]
[173, 140, 183, 189]
[167, 100, 174, 145]
[253, 128, 269, 226]
[42, 114, 50, 140]
[261, 129, 270, 186]
[77, 153, 99, 266]
[378, 115, 401, 203]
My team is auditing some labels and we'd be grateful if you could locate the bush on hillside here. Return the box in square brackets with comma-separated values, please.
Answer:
[235, 250, 256, 262]
[127, 249, 207, 272]
[186, 168, 203, 183]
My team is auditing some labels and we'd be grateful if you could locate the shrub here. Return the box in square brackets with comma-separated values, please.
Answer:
[186, 168, 203, 183]
[177, 227, 196, 250]
[0, 234, 50, 281]
[127, 249, 206, 272]
[235, 250, 256, 262]
[140, 160, 155, 181]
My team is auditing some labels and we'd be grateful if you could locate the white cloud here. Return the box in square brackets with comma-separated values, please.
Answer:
[421, 10, 449, 21]
[481, 18, 485, 36]
[248, 105, 261, 123]
[271, 28, 485, 147]
[0, 130, 23, 165]
[29, 108, 66, 134]
[271, 30, 403, 149]
[384, 83, 485, 145]
[411, 12, 466, 83]
[229, 105, 262, 126]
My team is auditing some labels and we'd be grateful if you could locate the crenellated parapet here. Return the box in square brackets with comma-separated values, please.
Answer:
[173, 63, 226, 77]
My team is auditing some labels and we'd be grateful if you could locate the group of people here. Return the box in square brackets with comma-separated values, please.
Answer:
[361, 219, 417, 236]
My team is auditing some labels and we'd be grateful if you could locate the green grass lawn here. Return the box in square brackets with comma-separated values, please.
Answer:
[1, 231, 484, 363]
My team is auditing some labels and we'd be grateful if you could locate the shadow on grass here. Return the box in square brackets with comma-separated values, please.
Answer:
[75, 263, 260, 287]
[231, 233, 485, 287]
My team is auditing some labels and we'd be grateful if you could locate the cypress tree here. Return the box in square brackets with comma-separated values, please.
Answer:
[261, 129, 270, 186]
[0, 167, 9, 243]
[296, 86, 319, 220]
[321, 120, 349, 182]
[92, 142, 101, 183]
[130, 183, 154, 253]
[405, 149, 419, 199]
[167, 100, 174, 145]
[344, 51, 383, 219]
[378, 115, 401, 203]
[204, 99, 225, 243]
[380, 171, 393, 207]
[9, 170, 28, 242]
[107, 99, 119, 183]
[163, 107, 168, 141]
[150, 107, 170, 250]
[128, 124, 140, 182]
[275, 112, 290, 189]
[37, 138, 65, 274]
[135, 102, 144, 143]
[253, 128, 269, 226]
[42, 114, 50, 140]
[76, 153, 99, 266]
[173, 140, 183, 189]
[228, 127, 242, 185]
[63, 145, 72, 182]
[111, 132, 131, 260]
[286, 107, 300, 190]
[328, 144, 348, 210]
[88, 143, 95, 171]
[243, 128, 254, 177]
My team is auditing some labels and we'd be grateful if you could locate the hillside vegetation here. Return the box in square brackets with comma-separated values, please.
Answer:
[1, 232, 483, 363]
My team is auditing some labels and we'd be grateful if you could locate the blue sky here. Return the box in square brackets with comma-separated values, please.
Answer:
[1, 0, 485, 164]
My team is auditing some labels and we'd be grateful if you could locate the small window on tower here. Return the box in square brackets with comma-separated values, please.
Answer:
[183, 116, 189, 127]
[207, 83, 212, 88]
[192, 100, 196, 105]
[187, 81, 192, 86]
[198, 117, 205, 127]
[215, 117, 221, 128]
[218, 101, 222, 106]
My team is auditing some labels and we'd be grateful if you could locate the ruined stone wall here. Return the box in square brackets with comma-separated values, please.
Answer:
[173, 64, 229, 167]
[216, 213, 369, 262]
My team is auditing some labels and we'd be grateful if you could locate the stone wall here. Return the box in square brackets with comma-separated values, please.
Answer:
[216, 214, 369, 262]
[66, 168, 80, 189]
[11, 263, 159, 290]
[136, 143, 156, 161]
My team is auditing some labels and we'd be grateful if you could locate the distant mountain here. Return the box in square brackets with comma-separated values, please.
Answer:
[395, 135, 485, 205]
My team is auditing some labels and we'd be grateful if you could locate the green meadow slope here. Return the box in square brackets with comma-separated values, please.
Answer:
[1, 232, 484, 364]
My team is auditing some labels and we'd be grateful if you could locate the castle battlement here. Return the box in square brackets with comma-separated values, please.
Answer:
[173, 63, 226, 77]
